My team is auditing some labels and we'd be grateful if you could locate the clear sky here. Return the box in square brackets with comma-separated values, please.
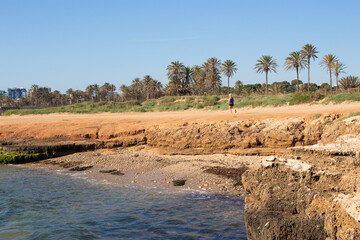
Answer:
[1, 0, 359, 93]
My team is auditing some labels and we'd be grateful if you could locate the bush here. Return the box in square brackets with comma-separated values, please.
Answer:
[323, 93, 360, 104]
[0, 151, 48, 164]
[158, 96, 178, 104]
[203, 96, 220, 106]
[289, 92, 325, 105]
[312, 114, 322, 120]
[124, 100, 141, 106]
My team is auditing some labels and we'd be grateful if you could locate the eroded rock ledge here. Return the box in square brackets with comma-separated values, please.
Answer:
[242, 140, 360, 240]
[2, 114, 360, 156]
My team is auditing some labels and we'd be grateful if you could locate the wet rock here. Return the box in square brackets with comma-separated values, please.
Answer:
[69, 166, 93, 171]
[99, 169, 125, 175]
[59, 162, 80, 168]
[172, 179, 186, 186]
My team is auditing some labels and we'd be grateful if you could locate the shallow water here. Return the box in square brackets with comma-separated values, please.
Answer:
[0, 165, 246, 239]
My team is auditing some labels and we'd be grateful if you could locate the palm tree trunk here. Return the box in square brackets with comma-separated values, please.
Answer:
[336, 75, 339, 92]
[296, 68, 299, 93]
[228, 76, 230, 94]
[330, 70, 333, 95]
[265, 71, 268, 96]
[307, 58, 310, 92]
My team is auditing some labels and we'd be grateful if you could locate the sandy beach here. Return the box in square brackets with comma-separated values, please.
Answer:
[24, 147, 266, 197]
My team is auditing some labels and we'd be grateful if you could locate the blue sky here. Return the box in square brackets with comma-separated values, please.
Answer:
[1, 0, 359, 93]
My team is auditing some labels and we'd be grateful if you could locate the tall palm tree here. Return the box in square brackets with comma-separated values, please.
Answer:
[131, 78, 141, 100]
[119, 84, 131, 101]
[320, 54, 338, 95]
[333, 60, 346, 91]
[86, 85, 96, 102]
[300, 44, 319, 91]
[166, 61, 185, 96]
[220, 60, 238, 94]
[66, 88, 74, 105]
[30, 84, 40, 106]
[142, 75, 153, 100]
[254, 55, 278, 95]
[202, 58, 222, 94]
[100, 82, 116, 101]
[284, 51, 306, 93]
[191, 65, 206, 95]
[182, 66, 193, 95]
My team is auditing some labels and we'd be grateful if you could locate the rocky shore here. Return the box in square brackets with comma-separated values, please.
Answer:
[2, 109, 360, 239]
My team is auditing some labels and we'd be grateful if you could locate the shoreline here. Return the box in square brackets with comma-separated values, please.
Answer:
[22, 147, 265, 198]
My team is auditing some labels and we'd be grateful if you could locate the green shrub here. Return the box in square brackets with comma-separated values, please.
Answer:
[312, 113, 322, 120]
[143, 101, 157, 107]
[323, 120, 334, 126]
[203, 96, 219, 106]
[323, 93, 360, 104]
[124, 100, 141, 106]
[0, 151, 48, 164]
[185, 96, 196, 104]
[289, 92, 325, 105]
[158, 96, 178, 104]
[338, 111, 360, 121]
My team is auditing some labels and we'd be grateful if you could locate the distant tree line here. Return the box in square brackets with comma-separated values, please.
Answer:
[1, 43, 360, 109]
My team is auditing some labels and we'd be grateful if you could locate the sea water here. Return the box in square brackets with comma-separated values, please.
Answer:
[0, 165, 247, 239]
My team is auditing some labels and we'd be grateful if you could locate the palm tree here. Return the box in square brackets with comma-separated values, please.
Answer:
[131, 78, 142, 100]
[166, 61, 185, 96]
[191, 65, 206, 95]
[149, 79, 163, 99]
[220, 60, 238, 94]
[30, 84, 40, 106]
[100, 82, 116, 101]
[142, 75, 153, 100]
[119, 84, 131, 101]
[254, 55, 278, 95]
[202, 58, 222, 94]
[300, 44, 319, 91]
[66, 88, 74, 104]
[320, 54, 338, 94]
[182, 66, 193, 95]
[339, 76, 360, 92]
[284, 51, 306, 93]
[333, 61, 346, 91]
[86, 85, 96, 102]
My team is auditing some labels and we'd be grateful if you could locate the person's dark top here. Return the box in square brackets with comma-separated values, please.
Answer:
[229, 97, 234, 106]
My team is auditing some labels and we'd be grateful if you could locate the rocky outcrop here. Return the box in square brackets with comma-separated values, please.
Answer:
[242, 146, 360, 240]
[146, 115, 360, 155]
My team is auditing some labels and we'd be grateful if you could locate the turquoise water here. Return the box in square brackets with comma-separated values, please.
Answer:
[0, 165, 247, 239]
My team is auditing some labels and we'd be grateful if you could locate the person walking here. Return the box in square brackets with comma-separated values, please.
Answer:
[229, 94, 237, 114]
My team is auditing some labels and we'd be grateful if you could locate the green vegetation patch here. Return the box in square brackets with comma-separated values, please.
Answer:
[323, 120, 334, 126]
[323, 93, 360, 104]
[312, 113, 322, 120]
[4, 92, 360, 116]
[0, 150, 48, 164]
[235, 94, 290, 108]
[338, 111, 360, 121]
[289, 92, 325, 105]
